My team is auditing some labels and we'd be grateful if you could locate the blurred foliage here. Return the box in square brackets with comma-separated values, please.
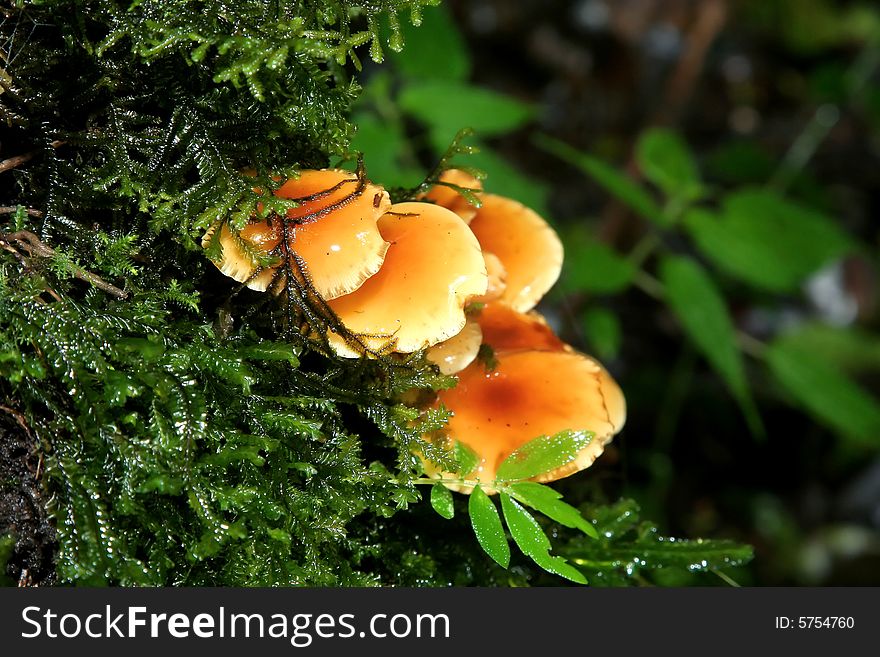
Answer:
[437, 0, 880, 585]
[561, 499, 753, 587]
[349, 5, 550, 214]
[539, 124, 879, 447]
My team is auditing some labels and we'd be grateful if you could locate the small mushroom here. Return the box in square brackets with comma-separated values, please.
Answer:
[434, 348, 626, 488]
[420, 169, 483, 223]
[327, 202, 489, 357]
[203, 169, 391, 299]
[467, 194, 563, 313]
[426, 319, 483, 375]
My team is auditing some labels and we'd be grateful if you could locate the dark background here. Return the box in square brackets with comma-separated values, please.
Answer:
[364, 0, 880, 585]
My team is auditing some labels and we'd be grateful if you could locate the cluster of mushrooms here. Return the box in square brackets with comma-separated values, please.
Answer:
[204, 167, 626, 492]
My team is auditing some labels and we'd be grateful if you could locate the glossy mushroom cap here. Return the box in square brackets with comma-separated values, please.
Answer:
[203, 169, 391, 299]
[435, 349, 626, 488]
[468, 194, 563, 312]
[327, 202, 489, 357]
[420, 169, 483, 223]
[431, 304, 626, 491]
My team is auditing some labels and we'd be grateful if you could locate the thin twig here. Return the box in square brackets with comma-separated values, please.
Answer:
[0, 140, 66, 174]
[769, 42, 880, 192]
[0, 404, 31, 436]
[0, 230, 129, 299]
[0, 206, 43, 217]
[599, 1, 727, 243]
[654, 0, 728, 126]
[0, 151, 34, 173]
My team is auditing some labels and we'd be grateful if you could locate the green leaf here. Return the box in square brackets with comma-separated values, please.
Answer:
[765, 339, 880, 445]
[636, 128, 703, 202]
[388, 5, 471, 81]
[495, 430, 594, 483]
[772, 323, 880, 374]
[469, 486, 510, 568]
[659, 255, 761, 435]
[560, 499, 754, 586]
[401, 80, 534, 139]
[509, 482, 599, 539]
[560, 233, 635, 295]
[500, 494, 587, 584]
[582, 307, 622, 360]
[454, 441, 481, 477]
[536, 134, 667, 226]
[430, 483, 455, 520]
[239, 342, 300, 366]
[683, 190, 856, 292]
[350, 111, 423, 188]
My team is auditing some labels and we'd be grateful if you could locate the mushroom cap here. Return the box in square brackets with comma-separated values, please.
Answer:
[426, 319, 483, 375]
[467, 193, 563, 312]
[420, 169, 483, 223]
[477, 303, 567, 354]
[203, 169, 391, 299]
[273, 170, 391, 299]
[327, 201, 489, 357]
[201, 221, 280, 292]
[435, 349, 626, 487]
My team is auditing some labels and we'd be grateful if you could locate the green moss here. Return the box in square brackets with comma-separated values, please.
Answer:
[0, 0, 462, 586]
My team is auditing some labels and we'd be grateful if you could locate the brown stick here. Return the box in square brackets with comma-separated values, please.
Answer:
[0, 141, 66, 174]
[0, 152, 34, 173]
[0, 230, 129, 299]
[0, 404, 31, 435]
[654, 0, 728, 126]
[0, 206, 43, 217]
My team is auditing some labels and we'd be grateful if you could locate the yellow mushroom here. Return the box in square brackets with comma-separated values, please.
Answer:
[426, 319, 483, 375]
[203, 168, 391, 299]
[419, 169, 483, 223]
[430, 304, 625, 492]
[326, 202, 488, 357]
[476, 302, 567, 354]
[467, 194, 563, 313]
[472, 252, 508, 305]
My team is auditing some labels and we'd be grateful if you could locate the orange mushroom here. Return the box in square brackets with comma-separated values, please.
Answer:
[472, 252, 508, 304]
[203, 169, 391, 299]
[434, 349, 625, 489]
[476, 302, 566, 354]
[427, 303, 625, 492]
[419, 169, 483, 223]
[467, 194, 563, 313]
[326, 202, 488, 357]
